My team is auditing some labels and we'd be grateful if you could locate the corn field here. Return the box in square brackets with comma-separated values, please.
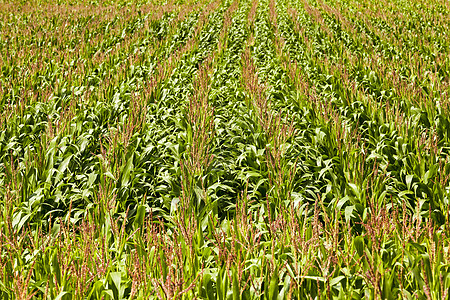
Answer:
[1, 0, 450, 298]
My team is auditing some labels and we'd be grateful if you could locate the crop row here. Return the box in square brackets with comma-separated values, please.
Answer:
[1, 0, 450, 298]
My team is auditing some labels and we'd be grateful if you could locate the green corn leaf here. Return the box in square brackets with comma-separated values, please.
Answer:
[133, 205, 146, 230]
[120, 153, 134, 187]
[266, 270, 279, 300]
[354, 236, 365, 257]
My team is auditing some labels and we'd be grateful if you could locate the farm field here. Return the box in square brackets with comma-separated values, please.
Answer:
[1, 0, 450, 298]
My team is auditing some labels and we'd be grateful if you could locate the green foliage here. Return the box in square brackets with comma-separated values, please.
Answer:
[1, 0, 450, 298]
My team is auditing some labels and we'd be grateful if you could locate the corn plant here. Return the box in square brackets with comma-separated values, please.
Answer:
[1, 0, 450, 298]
